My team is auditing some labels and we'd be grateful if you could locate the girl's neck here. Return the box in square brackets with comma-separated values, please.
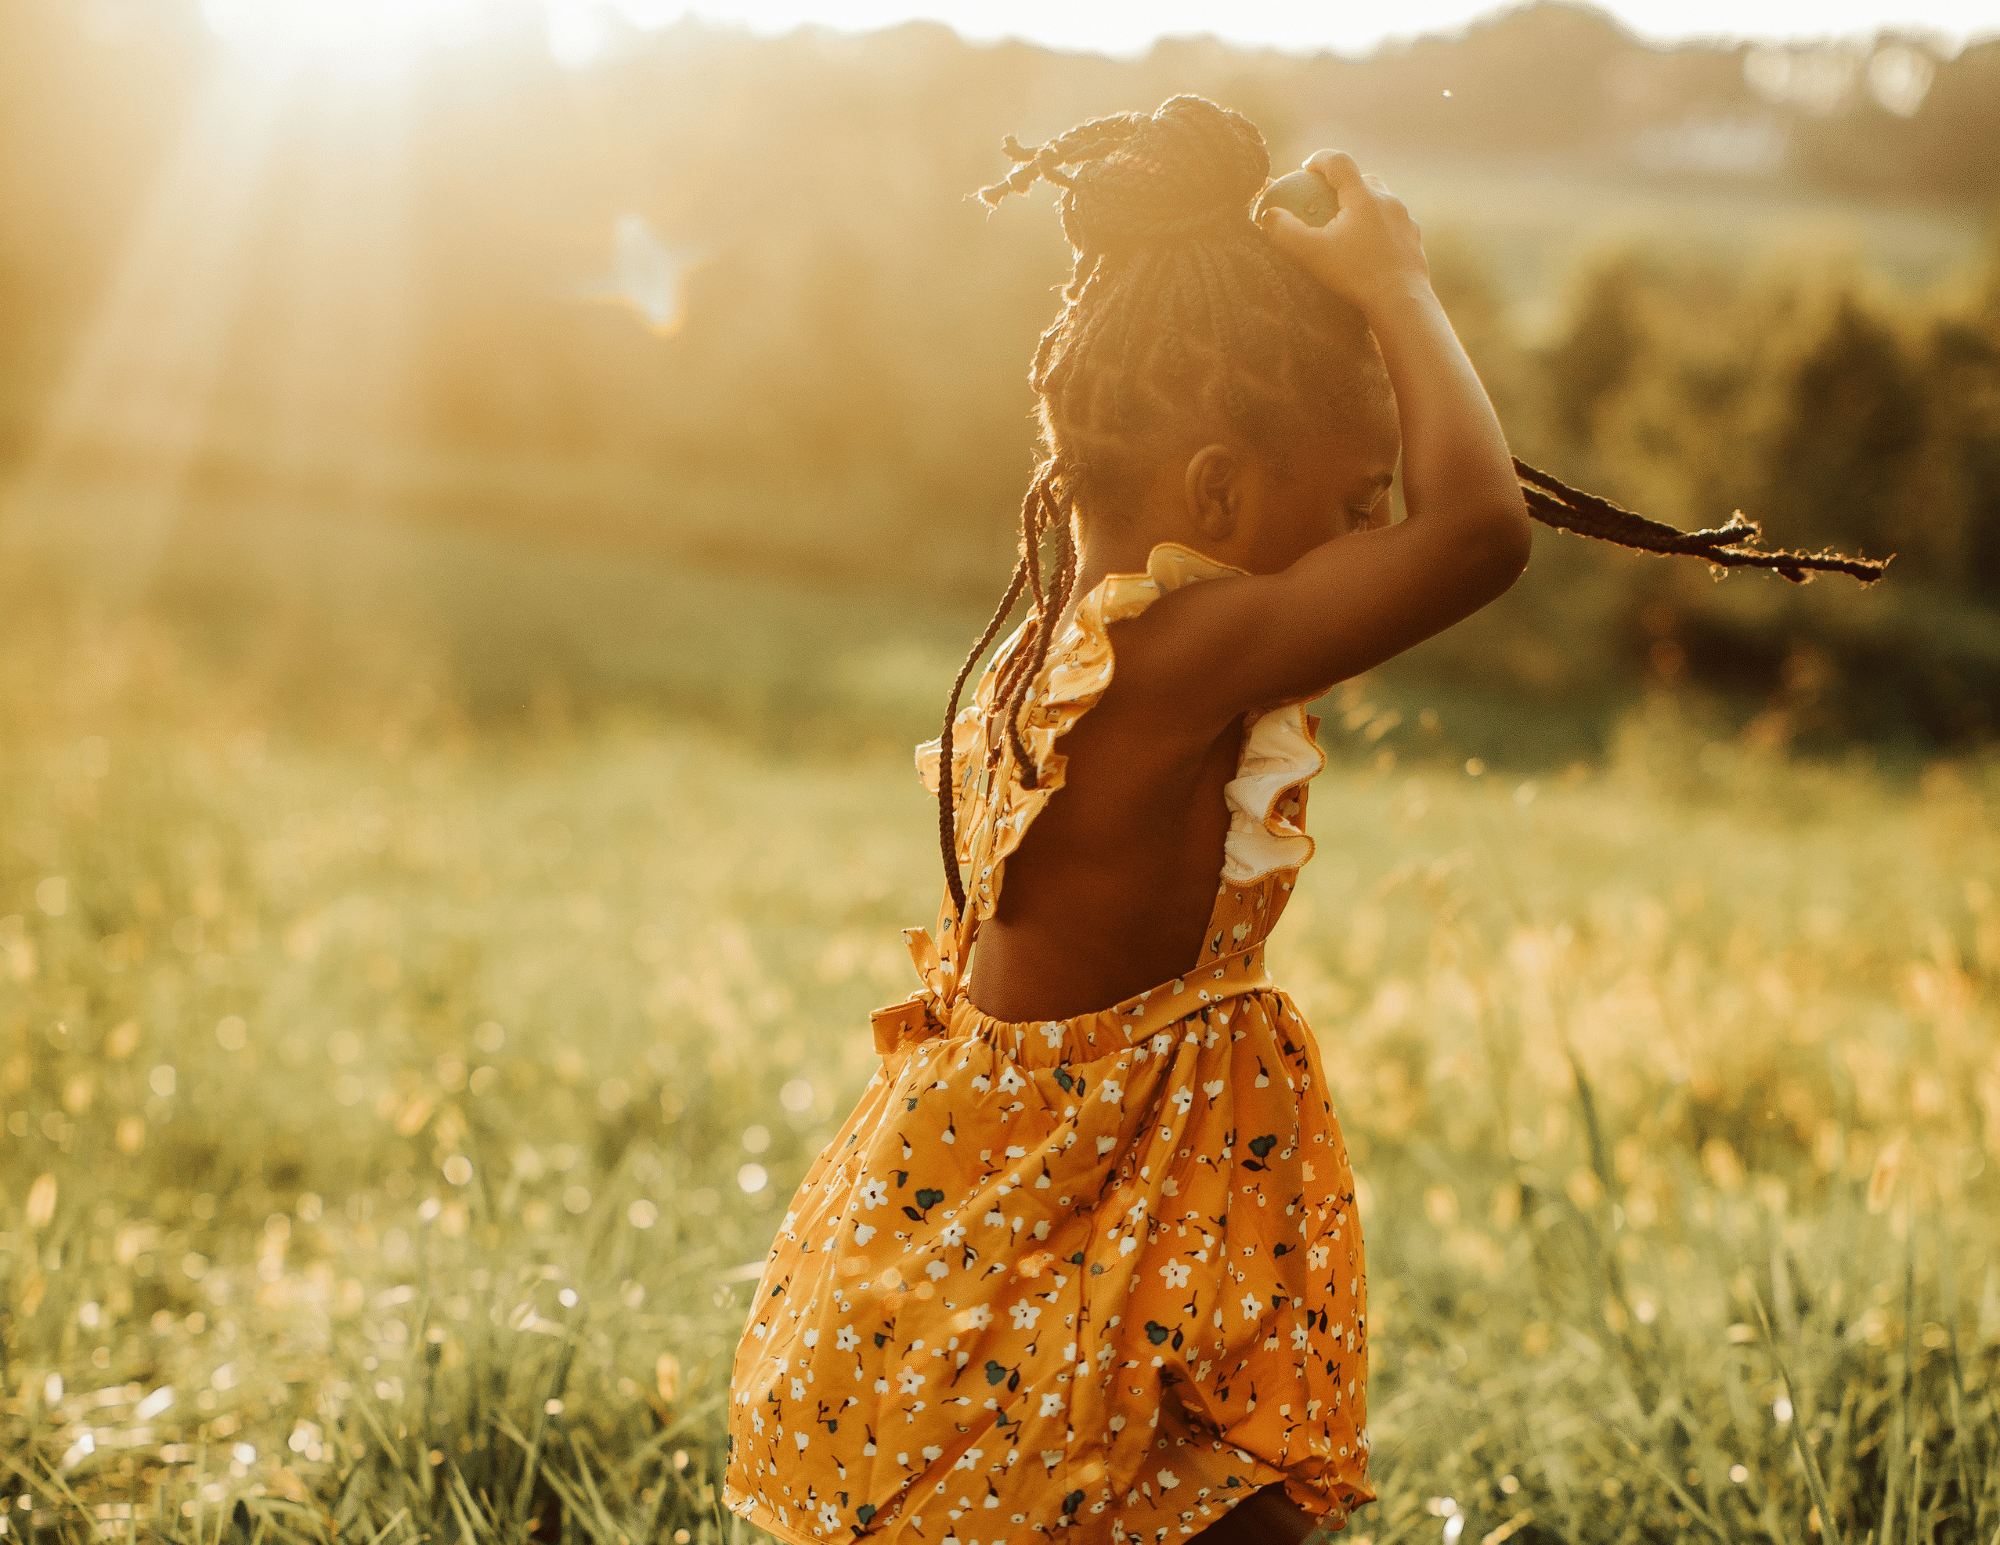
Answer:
[1064, 494, 1191, 616]
[1065, 511, 1221, 632]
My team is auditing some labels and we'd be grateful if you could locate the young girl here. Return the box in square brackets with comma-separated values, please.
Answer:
[723, 95, 1878, 1545]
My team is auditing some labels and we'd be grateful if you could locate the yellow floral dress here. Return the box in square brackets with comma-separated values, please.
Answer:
[726, 545, 1372, 1544]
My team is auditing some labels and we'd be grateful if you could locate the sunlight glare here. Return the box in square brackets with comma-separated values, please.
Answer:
[546, 0, 610, 65]
[202, 0, 493, 72]
[0, 68, 290, 590]
[202, 0, 698, 71]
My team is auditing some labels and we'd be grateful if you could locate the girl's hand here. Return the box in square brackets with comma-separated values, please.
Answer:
[1259, 151, 1430, 316]
[1109, 151, 1528, 720]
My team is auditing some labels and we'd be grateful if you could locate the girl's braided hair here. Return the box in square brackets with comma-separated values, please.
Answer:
[935, 94, 1888, 913]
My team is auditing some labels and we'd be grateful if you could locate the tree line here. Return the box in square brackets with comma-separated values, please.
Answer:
[1, 0, 1995, 744]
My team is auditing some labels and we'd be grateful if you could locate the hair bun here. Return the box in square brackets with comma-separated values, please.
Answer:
[1047, 96, 1269, 258]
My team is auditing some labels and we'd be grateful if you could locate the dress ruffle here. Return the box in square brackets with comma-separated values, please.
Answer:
[727, 544, 1373, 1545]
[917, 543, 1325, 917]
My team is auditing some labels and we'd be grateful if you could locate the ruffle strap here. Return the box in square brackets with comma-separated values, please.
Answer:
[914, 542, 1328, 913]
[1222, 704, 1323, 883]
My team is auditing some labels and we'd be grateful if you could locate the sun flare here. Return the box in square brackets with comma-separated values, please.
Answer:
[200, 0, 498, 71]
[197, 0, 703, 72]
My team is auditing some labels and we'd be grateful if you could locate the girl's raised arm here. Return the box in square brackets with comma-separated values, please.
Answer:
[1119, 152, 1533, 721]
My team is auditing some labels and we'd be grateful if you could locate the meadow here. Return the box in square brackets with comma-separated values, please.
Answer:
[0, 584, 1994, 1545]
[2, 3, 1996, 1538]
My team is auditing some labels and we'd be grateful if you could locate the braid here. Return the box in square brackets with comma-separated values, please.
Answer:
[1004, 500, 1077, 790]
[989, 470, 1058, 734]
[936, 553, 1028, 916]
[943, 93, 1888, 900]
[1513, 459, 1889, 582]
[980, 115, 1145, 209]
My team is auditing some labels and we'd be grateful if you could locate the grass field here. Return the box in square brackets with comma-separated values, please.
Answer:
[0, 599, 1996, 1545]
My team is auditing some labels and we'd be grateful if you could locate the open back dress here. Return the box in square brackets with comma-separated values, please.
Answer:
[726, 545, 1373, 1544]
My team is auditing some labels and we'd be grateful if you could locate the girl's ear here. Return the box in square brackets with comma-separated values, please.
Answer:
[1184, 444, 1241, 542]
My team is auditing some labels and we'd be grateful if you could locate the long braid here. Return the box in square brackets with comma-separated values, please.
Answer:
[1003, 472, 1069, 781]
[990, 467, 1057, 719]
[936, 553, 1029, 916]
[1002, 498, 1077, 791]
[944, 94, 1887, 899]
[1512, 458, 1889, 582]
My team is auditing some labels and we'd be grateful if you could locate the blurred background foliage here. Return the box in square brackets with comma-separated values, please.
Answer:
[2, 0, 1997, 762]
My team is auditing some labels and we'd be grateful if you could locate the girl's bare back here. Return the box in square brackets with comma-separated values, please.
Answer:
[968, 653, 1246, 1021]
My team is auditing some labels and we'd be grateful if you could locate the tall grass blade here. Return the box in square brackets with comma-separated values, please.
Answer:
[1755, 1293, 1846, 1545]
[1906, 1446, 1923, 1545]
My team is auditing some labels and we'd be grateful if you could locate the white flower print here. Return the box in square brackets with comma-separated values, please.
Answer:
[722, 621, 1370, 1538]
[795, 1431, 811, 1451]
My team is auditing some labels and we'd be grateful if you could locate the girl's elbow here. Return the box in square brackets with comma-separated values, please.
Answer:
[1473, 499, 1532, 594]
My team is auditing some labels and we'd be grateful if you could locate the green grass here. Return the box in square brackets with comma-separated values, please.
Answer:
[0, 602, 1996, 1544]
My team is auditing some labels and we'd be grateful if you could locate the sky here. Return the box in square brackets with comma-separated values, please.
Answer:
[663, 0, 2000, 55]
[196, 0, 2000, 78]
